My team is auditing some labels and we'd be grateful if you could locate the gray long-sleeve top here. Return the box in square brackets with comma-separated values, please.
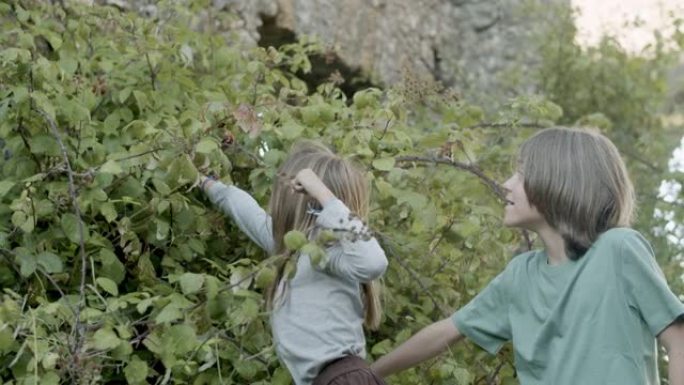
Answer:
[204, 182, 388, 385]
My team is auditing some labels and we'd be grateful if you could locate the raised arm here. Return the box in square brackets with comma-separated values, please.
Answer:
[293, 169, 388, 282]
[201, 177, 275, 254]
[371, 318, 464, 378]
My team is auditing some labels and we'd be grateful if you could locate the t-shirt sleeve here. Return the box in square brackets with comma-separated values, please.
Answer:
[452, 264, 513, 354]
[619, 231, 684, 337]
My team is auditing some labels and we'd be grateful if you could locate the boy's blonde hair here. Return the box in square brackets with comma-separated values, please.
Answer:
[518, 127, 635, 258]
[266, 140, 382, 330]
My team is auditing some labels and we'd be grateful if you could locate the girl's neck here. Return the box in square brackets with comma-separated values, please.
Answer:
[536, 225, 568, 265]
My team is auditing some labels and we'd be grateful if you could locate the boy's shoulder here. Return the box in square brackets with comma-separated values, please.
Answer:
[595, 227, 647, 248]
[507, 249, 540, 271]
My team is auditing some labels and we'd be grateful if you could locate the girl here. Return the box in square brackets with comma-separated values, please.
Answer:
[200, 141, 388, 385]
[371, 127, 684, 385]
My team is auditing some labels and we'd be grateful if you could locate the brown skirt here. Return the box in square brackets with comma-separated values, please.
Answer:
[313, 356, 386, 385]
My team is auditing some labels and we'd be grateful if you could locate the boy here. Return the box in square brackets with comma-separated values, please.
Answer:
[372, 127, 684, 385]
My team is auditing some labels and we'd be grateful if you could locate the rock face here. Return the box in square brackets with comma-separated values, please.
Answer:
[99, 0, 570, 98]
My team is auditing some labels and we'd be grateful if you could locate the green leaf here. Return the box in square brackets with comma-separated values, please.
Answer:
[42, 31, 63, 50]
[61, 213, 87, 244]
[42, 352, 59, 370]
[16, 249, 36, 277]
[271, 367, 293, 385]
[155, 218, 169, 240]
[93, 327, 121, 350]
[136, 297, 155, 314]
[279, 120, 304, 139]
[283, 230, 307, 251]
[125, 356, 149, 384]
[179, 272, 204, 295]
[372, 157, 395, 171]
[11, 211, 30, 233]
[301, 243, 326, 267]
[151, 178, 171, 195]
[103, 113, 120, 133]
[162, 324, 197, 355]
[195, 138, 218, 154]
[100, 159, 123, 175]
[96, 277, 119, 296]
[0, 181, 15, 198]
[30, 134, 61, 156]
[254, 265, 276, 289]
[36, 252, 63, 273]
[41, 372, 60, 385]
[0, 328, 15, 353]
[99, 202, 117, 223]
[453, 367, 473, 385]
[99, 249, 125, 284]
[371, 339, 392, 355]
[118, 88, 132, 104]
[155, 303, 182, 324]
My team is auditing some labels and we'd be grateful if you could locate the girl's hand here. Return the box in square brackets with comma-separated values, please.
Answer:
[292, 168, 335, 206]
[200, 175, 216, 191]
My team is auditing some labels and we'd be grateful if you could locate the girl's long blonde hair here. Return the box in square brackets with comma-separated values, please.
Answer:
[265, 141, 382, 330]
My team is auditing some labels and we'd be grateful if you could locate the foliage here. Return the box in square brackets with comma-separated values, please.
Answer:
[0, 1, 681, 385]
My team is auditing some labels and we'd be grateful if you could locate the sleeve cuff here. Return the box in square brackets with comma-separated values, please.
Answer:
[452, 310, 504, 355]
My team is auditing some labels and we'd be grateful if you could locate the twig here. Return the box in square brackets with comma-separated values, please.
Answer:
[465, 122, 547, 130]
[374, 116, 393, 140]
[145, 53, 157, 91]
[15, 118, 42, 169]
[395, 155, 506, 200]
[35, 109, 89, 369]
[0, 249, 22, 277]
[485, 360, 506, 385]
[621, 147, 661, 173]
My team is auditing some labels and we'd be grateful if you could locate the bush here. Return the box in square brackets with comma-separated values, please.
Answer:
[0, 1, 681, 384]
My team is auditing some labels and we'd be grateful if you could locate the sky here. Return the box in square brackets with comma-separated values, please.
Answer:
[572, 0, 683, 52]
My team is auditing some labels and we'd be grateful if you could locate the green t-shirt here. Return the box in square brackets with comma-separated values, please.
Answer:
[453, 228, 684, 385]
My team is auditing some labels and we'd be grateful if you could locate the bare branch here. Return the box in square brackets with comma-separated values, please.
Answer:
[465, 122, 547, 130]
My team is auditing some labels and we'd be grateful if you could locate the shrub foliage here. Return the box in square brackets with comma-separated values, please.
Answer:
[0, 1, 681, 384]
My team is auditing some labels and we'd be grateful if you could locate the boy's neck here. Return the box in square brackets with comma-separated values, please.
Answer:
[536, 225, 568, 265]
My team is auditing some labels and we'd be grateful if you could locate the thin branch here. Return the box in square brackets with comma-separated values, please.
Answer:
[0, 249, 22, 277]
[36, 267, 78, 317]
[374, 116, 393, 140]
[16, 118, 43, 169]
[145, 53, 157, 91]
[621, 147, 661, 173]
[35, 109, 89, 360]
[92, 147, 164, 172]
[464, 122, 547, 130]
[395, 155, 506, 200]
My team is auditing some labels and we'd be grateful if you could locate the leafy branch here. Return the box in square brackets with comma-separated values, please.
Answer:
[395, 155, 506, 201]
